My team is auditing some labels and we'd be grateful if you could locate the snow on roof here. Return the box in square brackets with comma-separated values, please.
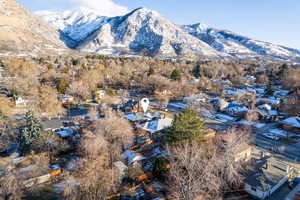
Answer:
[274, 89, 290, 97]
[256, 97, 280, 105]
[121, 150, 145, 165]
[268, 110, 278, 116]
[258, 104, 272, 111]
[254, 123, 266, 129]
[269, 129, 295, 137]
[227, 88, 247, 96]
[227, 103, 248, 114]
[139, 117, 173, 133]
[281, 117, 300, 128]
[124, 113, 139, 122]
[183, 94, 208, 104]
[53, 128, 74, 137]
[214, 113, 235, 121]
[238, 120, 265, 128]
[168, 102, 188, 109]
[200, 109, 214, 119]
[124, 112, 164, 122]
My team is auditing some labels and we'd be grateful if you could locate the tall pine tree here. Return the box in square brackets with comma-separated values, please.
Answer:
[21, 111, 42, 152]
[192, 64, 201, 79]
[165, 108, 207, 144]
[170, 69, 181, 81]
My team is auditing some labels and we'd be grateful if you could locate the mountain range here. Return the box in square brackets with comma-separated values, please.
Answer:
[1, 0, 300, 61]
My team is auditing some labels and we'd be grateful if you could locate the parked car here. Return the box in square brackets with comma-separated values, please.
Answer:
[262, 133, 279, 140]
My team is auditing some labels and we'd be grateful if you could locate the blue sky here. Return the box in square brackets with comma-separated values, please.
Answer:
[17, 0, 300, 49]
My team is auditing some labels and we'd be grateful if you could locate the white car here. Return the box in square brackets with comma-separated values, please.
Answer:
[262, 133, 280, 141]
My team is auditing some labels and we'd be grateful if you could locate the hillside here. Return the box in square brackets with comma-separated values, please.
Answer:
[0, 0, 65, 55]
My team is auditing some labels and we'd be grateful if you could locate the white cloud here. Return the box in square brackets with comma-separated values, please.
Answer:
[30, 0, 129, 16]
[68, 0, 128, 16]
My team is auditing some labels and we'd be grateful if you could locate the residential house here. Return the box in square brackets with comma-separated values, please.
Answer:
[154, 89, 172, 98]
[234, 144, 253, 162]
[257, 104, 278, 120]
[244, 157, 292, 199]
[58, 94, 74, 104]
[125, 112, 164, 123]
[122, 150, 146, 165]
[167, 102, 188, 114]
[41, 119, 64, 131]
[138, 117, 173, 134]
[95, 89, 106, 100]
[15, 96, 26, 107]
[284, 180, 300, 200]
[226, 103, 248, 117]
[280, 117, 300, 133]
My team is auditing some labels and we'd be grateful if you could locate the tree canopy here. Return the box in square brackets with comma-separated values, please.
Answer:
[170, 69, 182, 81]
[165, 108, 207, 144]
[21, 111, 42, 152]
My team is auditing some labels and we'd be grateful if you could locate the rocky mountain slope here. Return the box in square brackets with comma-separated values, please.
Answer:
[38, 7, 223, 58]
[37, 6, 300, 61]
[0, 0, 65, 55]
[182, 23, 300, 61]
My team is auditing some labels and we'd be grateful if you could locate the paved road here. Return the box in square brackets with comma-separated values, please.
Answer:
[204, 117, 300, 162]
[254, 135, 300, 160]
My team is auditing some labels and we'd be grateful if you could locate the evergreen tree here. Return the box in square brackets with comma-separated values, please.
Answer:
[148, 67, 155, 76]
[153, 157, 168, 179]
[21, 111, 42, 152]
[192, 64, 201, 78]
[165, 108, 207, 144]
[38, 57, 45, 65]
[56, 78, 69, 94]
[278, 63, 290, 80]
[72, 58, 80, 66]
[170, 69, 181, 81]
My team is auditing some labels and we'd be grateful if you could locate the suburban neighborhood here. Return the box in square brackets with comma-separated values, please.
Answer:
[0, 54, 299, 200]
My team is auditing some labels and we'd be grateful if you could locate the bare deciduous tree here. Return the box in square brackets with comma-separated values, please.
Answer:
[37, 86, 65, 118]
[0, 95, 14, 118]
[79, 130, 109, 162]
[6, 58, 40, 96]
[0, 171, 23, 200]
[64, 129, 120, 200]
[167, 143, 222, 200]
[91, 108, 134, 165]
[167, 128, 251, 200]
[63, 163, 118, 200]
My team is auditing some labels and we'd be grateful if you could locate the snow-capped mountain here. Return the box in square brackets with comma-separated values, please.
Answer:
[78, 8, 224, 57]
[182, 23, 300, 61]
[38, 7, 223, 57]
[36, 7, 109, 46]
[37, 6, 300, 60]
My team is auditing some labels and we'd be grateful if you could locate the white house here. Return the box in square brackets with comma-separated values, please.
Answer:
[15, 96, 26, 106]
[138, 117, 173, 134]
[96, 89, 106, 99]
[234, 144, 253, 162]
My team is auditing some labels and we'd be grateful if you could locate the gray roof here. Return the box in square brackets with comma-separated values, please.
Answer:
[245, 157, 289, 191]
[42, 119, 64, 130]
